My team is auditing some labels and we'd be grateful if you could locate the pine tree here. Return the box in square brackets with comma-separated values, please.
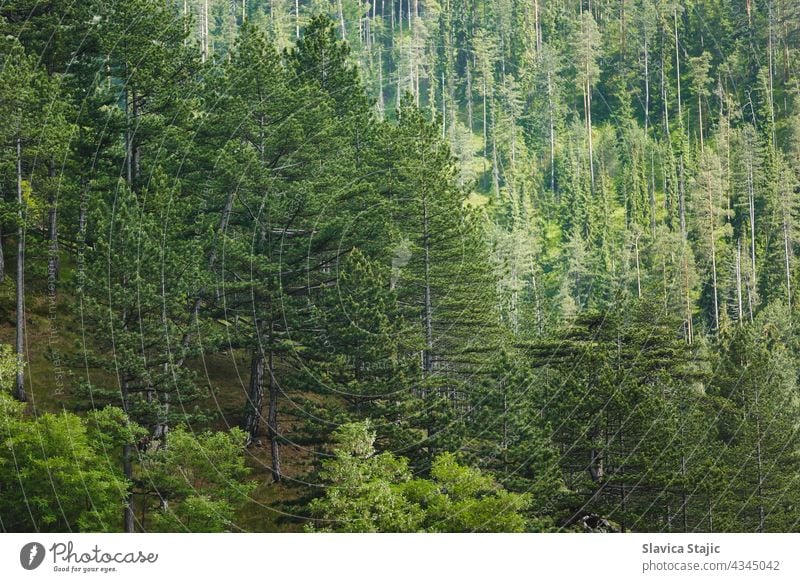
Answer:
[0, 39, 72, 402]
[383, 99, 503, 460]
[76, 175, 205, 531]
[713, 304, 800, 532]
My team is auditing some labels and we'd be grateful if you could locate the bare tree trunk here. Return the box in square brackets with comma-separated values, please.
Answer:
[736, 239, 744, 323]
[0, 223, 4, 283]
[47, 163, 59, 282]
[747, 149, 757, 284]
[492, 134, 500, 196]
[132, 87, 140, 183]
[675, 10, 687, 241]
[413, 0, 419, 105]
[661, 27, 670, 137]
[783, 196, 792, 309]
[395, 51, 401, 110]
[586, 76, 595, 191]
[708, 497, 714, 532]
[708, 178, 719, 330]
[422, 195, 434, 382]
[634, 232, 642, 298]
[649, 150, 657, 236]
[466, 64, 473, 133]
[679, 155, 686, 239]
[122, 374, 135, 533]
[698, 93, 704, 151]
[684, 252, 693, 344]
[548, 70, 555, 192]
[15, 135, 26, 403]
[266, 345, 281, 482]
[200, 0, 209, 63]
[644, 26, 650, 133]
[767, 5, 776, 150]
[125, 82, 132, 185]
[482, 76, 487, 169]
[440, 71, 446, 138]
[243, 350, 264, 444]
[338, 0, 346, 37]
[675, 10, 682, 128]
[378, 48, 385, 120]
[295, 0, 300, 38]
[123, 439, 135, 533]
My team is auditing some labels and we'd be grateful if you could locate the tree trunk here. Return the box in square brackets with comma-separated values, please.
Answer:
[708, 497, 714, 532]
[48, 162, 59, 282]
[378, 48, 385, 119]
[586, 77, 595, 191]
[661, 26, 670, 137]
[15, 135, 26, 403]
[679, 155, 686, 239]
[644, 27, 650, 133]
[736, 239, 744, 323]
[0, 223, 4, 283]
[684, 252, 693, 344]
[649, 150, 657, 236]
[243, 350, 265, 444]
[674, 10, 682, 127]
[122, 376, 135, 533]
[783, 204, 792, 309]
[201, 0, 209, 63]
[482, 76, 487, 170]
[747, 151, 757, 284]
[123, 441, 135, 532]
[548, 70, 555, 192]
[634, 232, 642, 298]
[266, 346, 281, 483]
[466, 64, 473, 133]
[441, 71, 446, 139]
[338, 0, 346, 37]
[708, 183, 719, 330]
[767, 8, 776, 149]
[422, 195, 434, 381]
[698, 93, 704, 151]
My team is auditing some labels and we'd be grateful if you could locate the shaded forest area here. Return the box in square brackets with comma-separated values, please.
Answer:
[0, 0, 799, 532]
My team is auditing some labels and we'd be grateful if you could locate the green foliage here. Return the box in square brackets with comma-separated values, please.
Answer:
[0, 344, 22, 393]
[0, 393, 131, 532]
[712, 304, 800, 532]
[307, 421, 534, 532]
[140, 426, 256, 532]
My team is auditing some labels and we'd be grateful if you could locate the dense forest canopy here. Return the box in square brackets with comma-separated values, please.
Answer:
[0, 0, 799, 533]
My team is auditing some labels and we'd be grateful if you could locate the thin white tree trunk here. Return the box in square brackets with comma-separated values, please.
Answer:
[338, 0, 346, 37]
[783, 196, 792, 309]
[736, 239, 744, 324]
[548, 70, 555, 192]
[708, 185, 719, 330]
[15, 135, 25, 402]
[422, 195, 434, 382]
